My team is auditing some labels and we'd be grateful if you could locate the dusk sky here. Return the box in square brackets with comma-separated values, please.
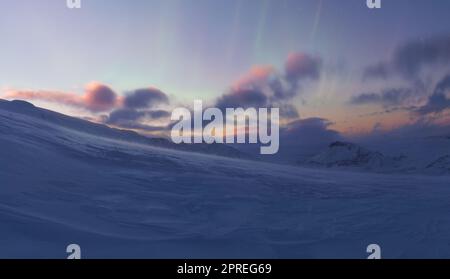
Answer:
[1, 0, 450, 136]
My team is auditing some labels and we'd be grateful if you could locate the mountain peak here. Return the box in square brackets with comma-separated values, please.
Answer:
[309, 141, 391, 170]
[329, 141, 358, 149]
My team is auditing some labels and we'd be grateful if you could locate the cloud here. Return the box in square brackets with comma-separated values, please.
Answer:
[107, 109, 146, 124]
[358, 105, 419, 117]
[364, 36, 450, 80]
[83, 82, 118, 112]
[123, 87, 169, 109]
[107, 108, 170, 125]
[358, 118, 450, 143]
[232, 65, 275, 91]
[4, 82, 118, 112]
[273, 117, 342, 161]
[105, 108, 171, 133]
[215, 88, 300, 119]
[416, 74, 450, 115]
[277, 103, 300, 119]
[214, 52, 322, 119]
[281, 118, 340, 145]
[394, 36, 450, 78]
[350, 88, 414, 107]
[4, 90, 82, 107]
[146, 109, 171, 119]
[358, 36, 450, 123]
[273, 53, 322, 100]
[285, 52, 322, 83]
[104, 87, 171, 132]
[4, 83, 173, 134]
[216, 89, 268, 109]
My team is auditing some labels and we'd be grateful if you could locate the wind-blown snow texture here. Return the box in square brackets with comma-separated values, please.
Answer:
[1, 99, 450, 258]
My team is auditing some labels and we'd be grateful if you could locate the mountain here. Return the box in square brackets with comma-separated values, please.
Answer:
[425, 155, 450, 174]
[0, 99, 247, 159]
[1, 99, 450, 258]
[306, 140, 450, 175]
[307, 141, 404, 171]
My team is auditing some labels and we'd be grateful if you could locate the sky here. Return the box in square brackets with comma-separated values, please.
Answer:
[1, 0, 450, 138]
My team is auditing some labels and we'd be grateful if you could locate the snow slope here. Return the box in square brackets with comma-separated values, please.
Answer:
[1, 100, 450, 258]
[0, 100, 248, 159]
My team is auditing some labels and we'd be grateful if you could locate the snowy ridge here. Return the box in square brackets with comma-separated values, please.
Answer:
[0, 99, 247, 159]
[307, 141, 449, 175]
[308, 141, 403, 171]
[425, 155, 450, 174]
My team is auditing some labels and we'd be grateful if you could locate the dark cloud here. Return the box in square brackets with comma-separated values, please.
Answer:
[364, 36, 450, 80]
[350, 88, 413, 107]
[276, 103, 300, 119]
[123, 88, 169, 109]
[281, 118, 340, 144]
[107, 108, 170, 125]
[274, 118, 342, 162]
[216, 89, 268, 109]
[103, 87, 171, 132]
[359, 36, 450, 120]
[394, 36, 450, 78]
[358, 105, 419, 117]
[416, 74, 450, 115]
[359, 119, 450, 143]
[147, 110, 171, 119]
[107, 109, 146, 125]
[106, 111, 170, 133]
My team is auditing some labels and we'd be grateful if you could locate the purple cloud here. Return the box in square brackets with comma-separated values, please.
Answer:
[364, 36, 450, 80]
[350, 88, 414, 107]
[123, 88, 169, 109]
[416, 74, 450, 115]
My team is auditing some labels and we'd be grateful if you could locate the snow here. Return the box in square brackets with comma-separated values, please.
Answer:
[306, 141, 450, 175]
[308, 142, 393, 170]
[1, 100, 450, 258]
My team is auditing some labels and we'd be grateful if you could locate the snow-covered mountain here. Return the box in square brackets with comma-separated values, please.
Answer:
[425, 155, 450, 174]
[307, 142, 403, 171]
[1, 99, 450, 258]
[307, 141, 449, 174]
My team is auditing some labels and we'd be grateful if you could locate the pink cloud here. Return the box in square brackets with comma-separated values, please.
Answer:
[82, 82, 118, 112]
[285, 52, 321, 81]
[4, 82, 118, 112]
[232, 65, 275, 91]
